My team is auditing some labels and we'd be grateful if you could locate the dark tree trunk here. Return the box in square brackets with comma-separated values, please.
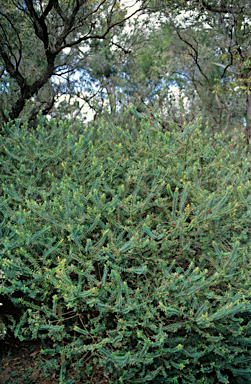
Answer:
[8, 60, 55, 121]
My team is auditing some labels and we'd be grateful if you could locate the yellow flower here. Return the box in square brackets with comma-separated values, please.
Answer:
[184, 204, 190, 212]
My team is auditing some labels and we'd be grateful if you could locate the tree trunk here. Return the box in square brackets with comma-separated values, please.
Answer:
[8, 61, 55, 121]
[104, 81, 116, 115]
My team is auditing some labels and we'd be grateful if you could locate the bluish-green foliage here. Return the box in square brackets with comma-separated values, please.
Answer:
[1, 111, 251, 383]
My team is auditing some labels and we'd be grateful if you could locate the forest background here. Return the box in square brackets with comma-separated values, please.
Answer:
[1, 0, 251, 152]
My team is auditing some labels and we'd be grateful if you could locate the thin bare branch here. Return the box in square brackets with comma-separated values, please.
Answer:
[0, 11, 23, 67]
[55, 5, 144, 53]
[0, 38, 26, 89]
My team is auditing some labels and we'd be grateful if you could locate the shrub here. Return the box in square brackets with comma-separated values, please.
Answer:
[1, 112, 251, 383]
[0, 269, 6, 339]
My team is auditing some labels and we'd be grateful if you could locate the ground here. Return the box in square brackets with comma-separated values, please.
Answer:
[0, 336, 111, 384]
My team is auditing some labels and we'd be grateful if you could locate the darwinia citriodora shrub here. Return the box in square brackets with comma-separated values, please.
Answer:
[1, 112, 251, 383]
[0, 270, 6, 339]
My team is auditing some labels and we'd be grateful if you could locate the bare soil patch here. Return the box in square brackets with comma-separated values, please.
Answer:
[0, 337, 110, 384]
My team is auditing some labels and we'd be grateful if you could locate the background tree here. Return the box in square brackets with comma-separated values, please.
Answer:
[50, 8, 158, 123]
[2, 0, 251, 154]
[154, 0, 251, 148]
[0, 0, 151, 125]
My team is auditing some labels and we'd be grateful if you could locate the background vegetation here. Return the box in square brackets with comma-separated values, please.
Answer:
[1, 0, 251, 144]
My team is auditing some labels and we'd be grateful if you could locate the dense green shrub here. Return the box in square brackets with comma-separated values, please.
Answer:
[1, 112, 251, 383]
[0, 269, 6, 339]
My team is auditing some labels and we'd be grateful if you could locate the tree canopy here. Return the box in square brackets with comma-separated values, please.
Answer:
[1, 0, 251, 151]
[0, 0, 151, 123]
